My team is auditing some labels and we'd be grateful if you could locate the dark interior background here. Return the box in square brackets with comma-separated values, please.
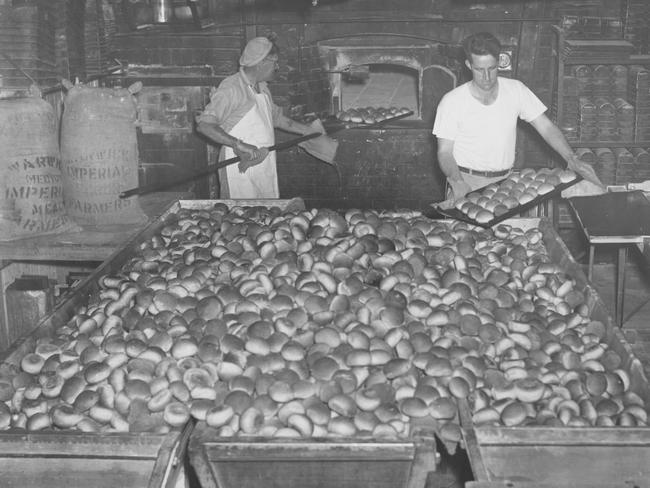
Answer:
[1, 0, 644, 210]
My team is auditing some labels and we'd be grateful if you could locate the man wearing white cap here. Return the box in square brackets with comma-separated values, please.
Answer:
[197, 36, 315, 198]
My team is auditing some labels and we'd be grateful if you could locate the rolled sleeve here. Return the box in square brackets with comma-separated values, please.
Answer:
[197, 86, 235, 126]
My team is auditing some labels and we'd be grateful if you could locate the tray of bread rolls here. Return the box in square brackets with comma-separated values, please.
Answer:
[324, 107, 414, 132]
[429, 167, 581, 228]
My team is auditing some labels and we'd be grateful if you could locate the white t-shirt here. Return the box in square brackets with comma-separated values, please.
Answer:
[432, 78, 547, 171]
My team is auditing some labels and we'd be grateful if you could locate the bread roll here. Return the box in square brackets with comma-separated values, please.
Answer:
[206, 405, 235, 428]
[21, 353, 45, 375]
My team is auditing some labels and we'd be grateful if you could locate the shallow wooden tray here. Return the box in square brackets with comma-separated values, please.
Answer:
[458, 218, 650, 486]
[0, 422, 193, 488]
[0, 199, 295, 488]
[189, 423, 437, 488]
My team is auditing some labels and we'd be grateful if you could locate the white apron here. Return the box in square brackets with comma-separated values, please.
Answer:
[219, 88, 278, 199]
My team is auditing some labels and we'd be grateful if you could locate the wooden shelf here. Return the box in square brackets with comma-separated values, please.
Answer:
[561, 56, 650, 65]
[553, 25, 650, 175]
[552, 27, 648, 65]
[108, 75, 222, 87]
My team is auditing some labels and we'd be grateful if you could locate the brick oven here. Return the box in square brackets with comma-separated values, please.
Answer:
[317, 35, 457, 127]
[276, 34, 459, 211]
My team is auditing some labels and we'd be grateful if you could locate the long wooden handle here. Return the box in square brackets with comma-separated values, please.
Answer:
[119, 132, 321, 198]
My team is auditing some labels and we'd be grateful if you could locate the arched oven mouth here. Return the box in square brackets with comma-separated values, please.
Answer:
[317, 34, 460, 128]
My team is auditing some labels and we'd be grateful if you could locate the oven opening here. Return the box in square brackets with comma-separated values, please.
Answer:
[340, 64, 419, 119]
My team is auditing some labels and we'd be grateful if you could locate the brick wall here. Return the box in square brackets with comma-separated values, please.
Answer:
[134, 83, 208, 181]
[113, 31, 242, 74]
[251, 24, 331, 118]
[286, 44, 330, 117]
[278, 128, 442, 210]
[0, 1, 57, 89]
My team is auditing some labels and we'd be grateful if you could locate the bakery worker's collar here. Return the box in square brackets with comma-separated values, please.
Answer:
[239, 68, 260, 93]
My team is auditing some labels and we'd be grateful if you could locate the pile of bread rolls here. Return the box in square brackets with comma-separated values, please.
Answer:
[0, 202, 645, 440]
[336, 107, 411, 124]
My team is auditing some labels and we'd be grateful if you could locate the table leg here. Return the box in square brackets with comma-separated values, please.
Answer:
[615, 246, 627, 327]
[0, 260, 9, 349]
[588, 245, 595, 282]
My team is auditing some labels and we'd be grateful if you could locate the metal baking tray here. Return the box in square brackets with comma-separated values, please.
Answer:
[323, 110, 415, 132]
[426, 174, 582, 228]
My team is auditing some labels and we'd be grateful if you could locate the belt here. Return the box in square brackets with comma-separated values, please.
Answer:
[458, 166, 510, 178]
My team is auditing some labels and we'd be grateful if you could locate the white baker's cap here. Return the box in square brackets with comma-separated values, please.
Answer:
[239, 37, 273, 67]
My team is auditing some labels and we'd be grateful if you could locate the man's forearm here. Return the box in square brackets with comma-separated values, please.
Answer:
[275, 114, 312, 135]
[197, 121, 241, 148]
[437, 148, 472, 201]
[531, 115, 575, 164]
[538, 124, 575, 163]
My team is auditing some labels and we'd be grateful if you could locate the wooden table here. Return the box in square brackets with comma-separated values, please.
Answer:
[0, 192, 189, 262]
[568, 190, 650, 326]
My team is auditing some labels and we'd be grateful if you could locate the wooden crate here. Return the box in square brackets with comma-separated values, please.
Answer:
[188, 423, 437, 488]
[460, 218, 650, 487]
[0, 261, 96, 352]
[0, 200, 298, 487]
[5, 275, 53, 352]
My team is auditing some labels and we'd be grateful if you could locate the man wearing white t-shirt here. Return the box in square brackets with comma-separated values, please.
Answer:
[433, 32, 601, 203]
